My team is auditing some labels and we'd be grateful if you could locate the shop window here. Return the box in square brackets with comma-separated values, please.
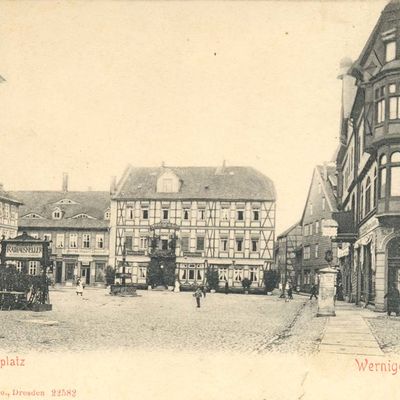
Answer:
[65, 263, 75, 281]
[218, 267, 228, 281]
[161, 239, 168, 250]
[234, 269, 243, 282]
[95, 263, 105, 282]
[249, 268, 258, 282]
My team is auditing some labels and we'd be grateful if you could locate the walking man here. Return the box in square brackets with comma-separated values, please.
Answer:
[193, 287, 203, 308]
[201, 284, 207, 298]
[287, 286, 293, 300]
[224, 281, 229, 295]
[309, 284, 318, 300]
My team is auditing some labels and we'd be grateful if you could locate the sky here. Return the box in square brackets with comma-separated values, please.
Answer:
[0, 0, 388, 234]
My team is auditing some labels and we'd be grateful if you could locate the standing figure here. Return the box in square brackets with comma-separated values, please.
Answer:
[201, 284, 207, 298]
[224, 281, 229, 295]
[76, 278, 84, 296]
[309, 284, 318, 300]
[384, 283, 400, 316]
[193, 287, 203, 308]
[287, 286, 293, 300]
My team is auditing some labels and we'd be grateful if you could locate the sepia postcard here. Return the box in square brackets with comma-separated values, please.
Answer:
[0, 1, 399, 399]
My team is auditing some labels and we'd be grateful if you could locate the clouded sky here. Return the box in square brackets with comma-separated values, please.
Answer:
[0, 1, 388, 233]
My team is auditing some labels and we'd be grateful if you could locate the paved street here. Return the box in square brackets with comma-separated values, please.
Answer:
[0, 288, 326, 354]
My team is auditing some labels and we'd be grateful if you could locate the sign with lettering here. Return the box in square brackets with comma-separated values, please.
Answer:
[5, 243, 43, 259]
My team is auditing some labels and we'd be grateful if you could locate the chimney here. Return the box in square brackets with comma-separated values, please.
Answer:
[110, 176, 117, 195]
[62, 173, 68, 193]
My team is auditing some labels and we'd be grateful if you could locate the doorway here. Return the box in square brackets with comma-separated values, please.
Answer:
[55, 261, 62, 284]
[81, 265, 90, 285]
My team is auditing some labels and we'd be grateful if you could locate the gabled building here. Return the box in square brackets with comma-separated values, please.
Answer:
[275, 221, 302, 290]
[109, 164, 276, 290]
[299, 164, 339, 291]
[0, 184, 22, 240]
[334, 0, 400, 310]
[10, 175, 110, 286]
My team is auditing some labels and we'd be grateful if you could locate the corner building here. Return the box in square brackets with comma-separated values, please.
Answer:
[335, 0, 400, 311]
[109, 165, 276, 289]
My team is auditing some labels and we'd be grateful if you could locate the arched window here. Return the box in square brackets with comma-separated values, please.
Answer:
[380, 154, 387, 165]
[365, 177, 371, 215]
[391, 152, 400, 162]
[52, 208, 62, 220]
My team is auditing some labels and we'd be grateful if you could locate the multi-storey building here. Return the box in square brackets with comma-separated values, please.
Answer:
[275, 221, 302, 290]
[299, 164, 339, 291]
[0, 184, 22, 239]
[334, 0, 400, 311]
[10, 175, 110, 286]
[109, 164, 276, 290]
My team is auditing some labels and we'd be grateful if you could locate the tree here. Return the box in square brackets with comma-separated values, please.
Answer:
[206, 267, 219, 290]
[264, 270, 279, 292]
[105, 266, 115, 286]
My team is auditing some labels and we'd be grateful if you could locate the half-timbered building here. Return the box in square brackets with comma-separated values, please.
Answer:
[109, 164, 276, 290]
[0, 184, 22, 240]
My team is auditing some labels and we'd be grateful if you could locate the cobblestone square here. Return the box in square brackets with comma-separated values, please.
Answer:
[0, 288, 325, 354]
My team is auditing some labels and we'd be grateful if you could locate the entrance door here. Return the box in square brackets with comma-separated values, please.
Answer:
[388, 237, 400, 292]
[81, 266, 90, 285]
[55, 261, 62, 284]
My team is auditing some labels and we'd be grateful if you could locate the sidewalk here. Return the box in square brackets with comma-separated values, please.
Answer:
[318, 302, 383, 356]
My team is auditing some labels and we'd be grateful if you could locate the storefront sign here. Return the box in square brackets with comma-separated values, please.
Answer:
[337, 243, 350, 258]
[5, 243, 43, 259]
[359, 216, 379, 237]
[322, 219, 338, 238]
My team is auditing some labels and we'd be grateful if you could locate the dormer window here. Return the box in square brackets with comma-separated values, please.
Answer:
[53, 208, 62, 220]
[104, 210, 111, 220]
[385, 41, 396, 63]
[156, 170, 181, 193]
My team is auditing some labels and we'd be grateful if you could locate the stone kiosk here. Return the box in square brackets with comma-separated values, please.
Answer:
[0, 232, 52, 311]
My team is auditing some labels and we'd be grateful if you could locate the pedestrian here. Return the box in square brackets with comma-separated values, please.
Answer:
[201, 284, 207, 298]
[309, 284, 318, 300]
[76, 278, 84, 296]
[224, 281, 229, 295]
[193, 287, 203, 308]
[287, 286, 293, 300]
[384, 283, 400, 316]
